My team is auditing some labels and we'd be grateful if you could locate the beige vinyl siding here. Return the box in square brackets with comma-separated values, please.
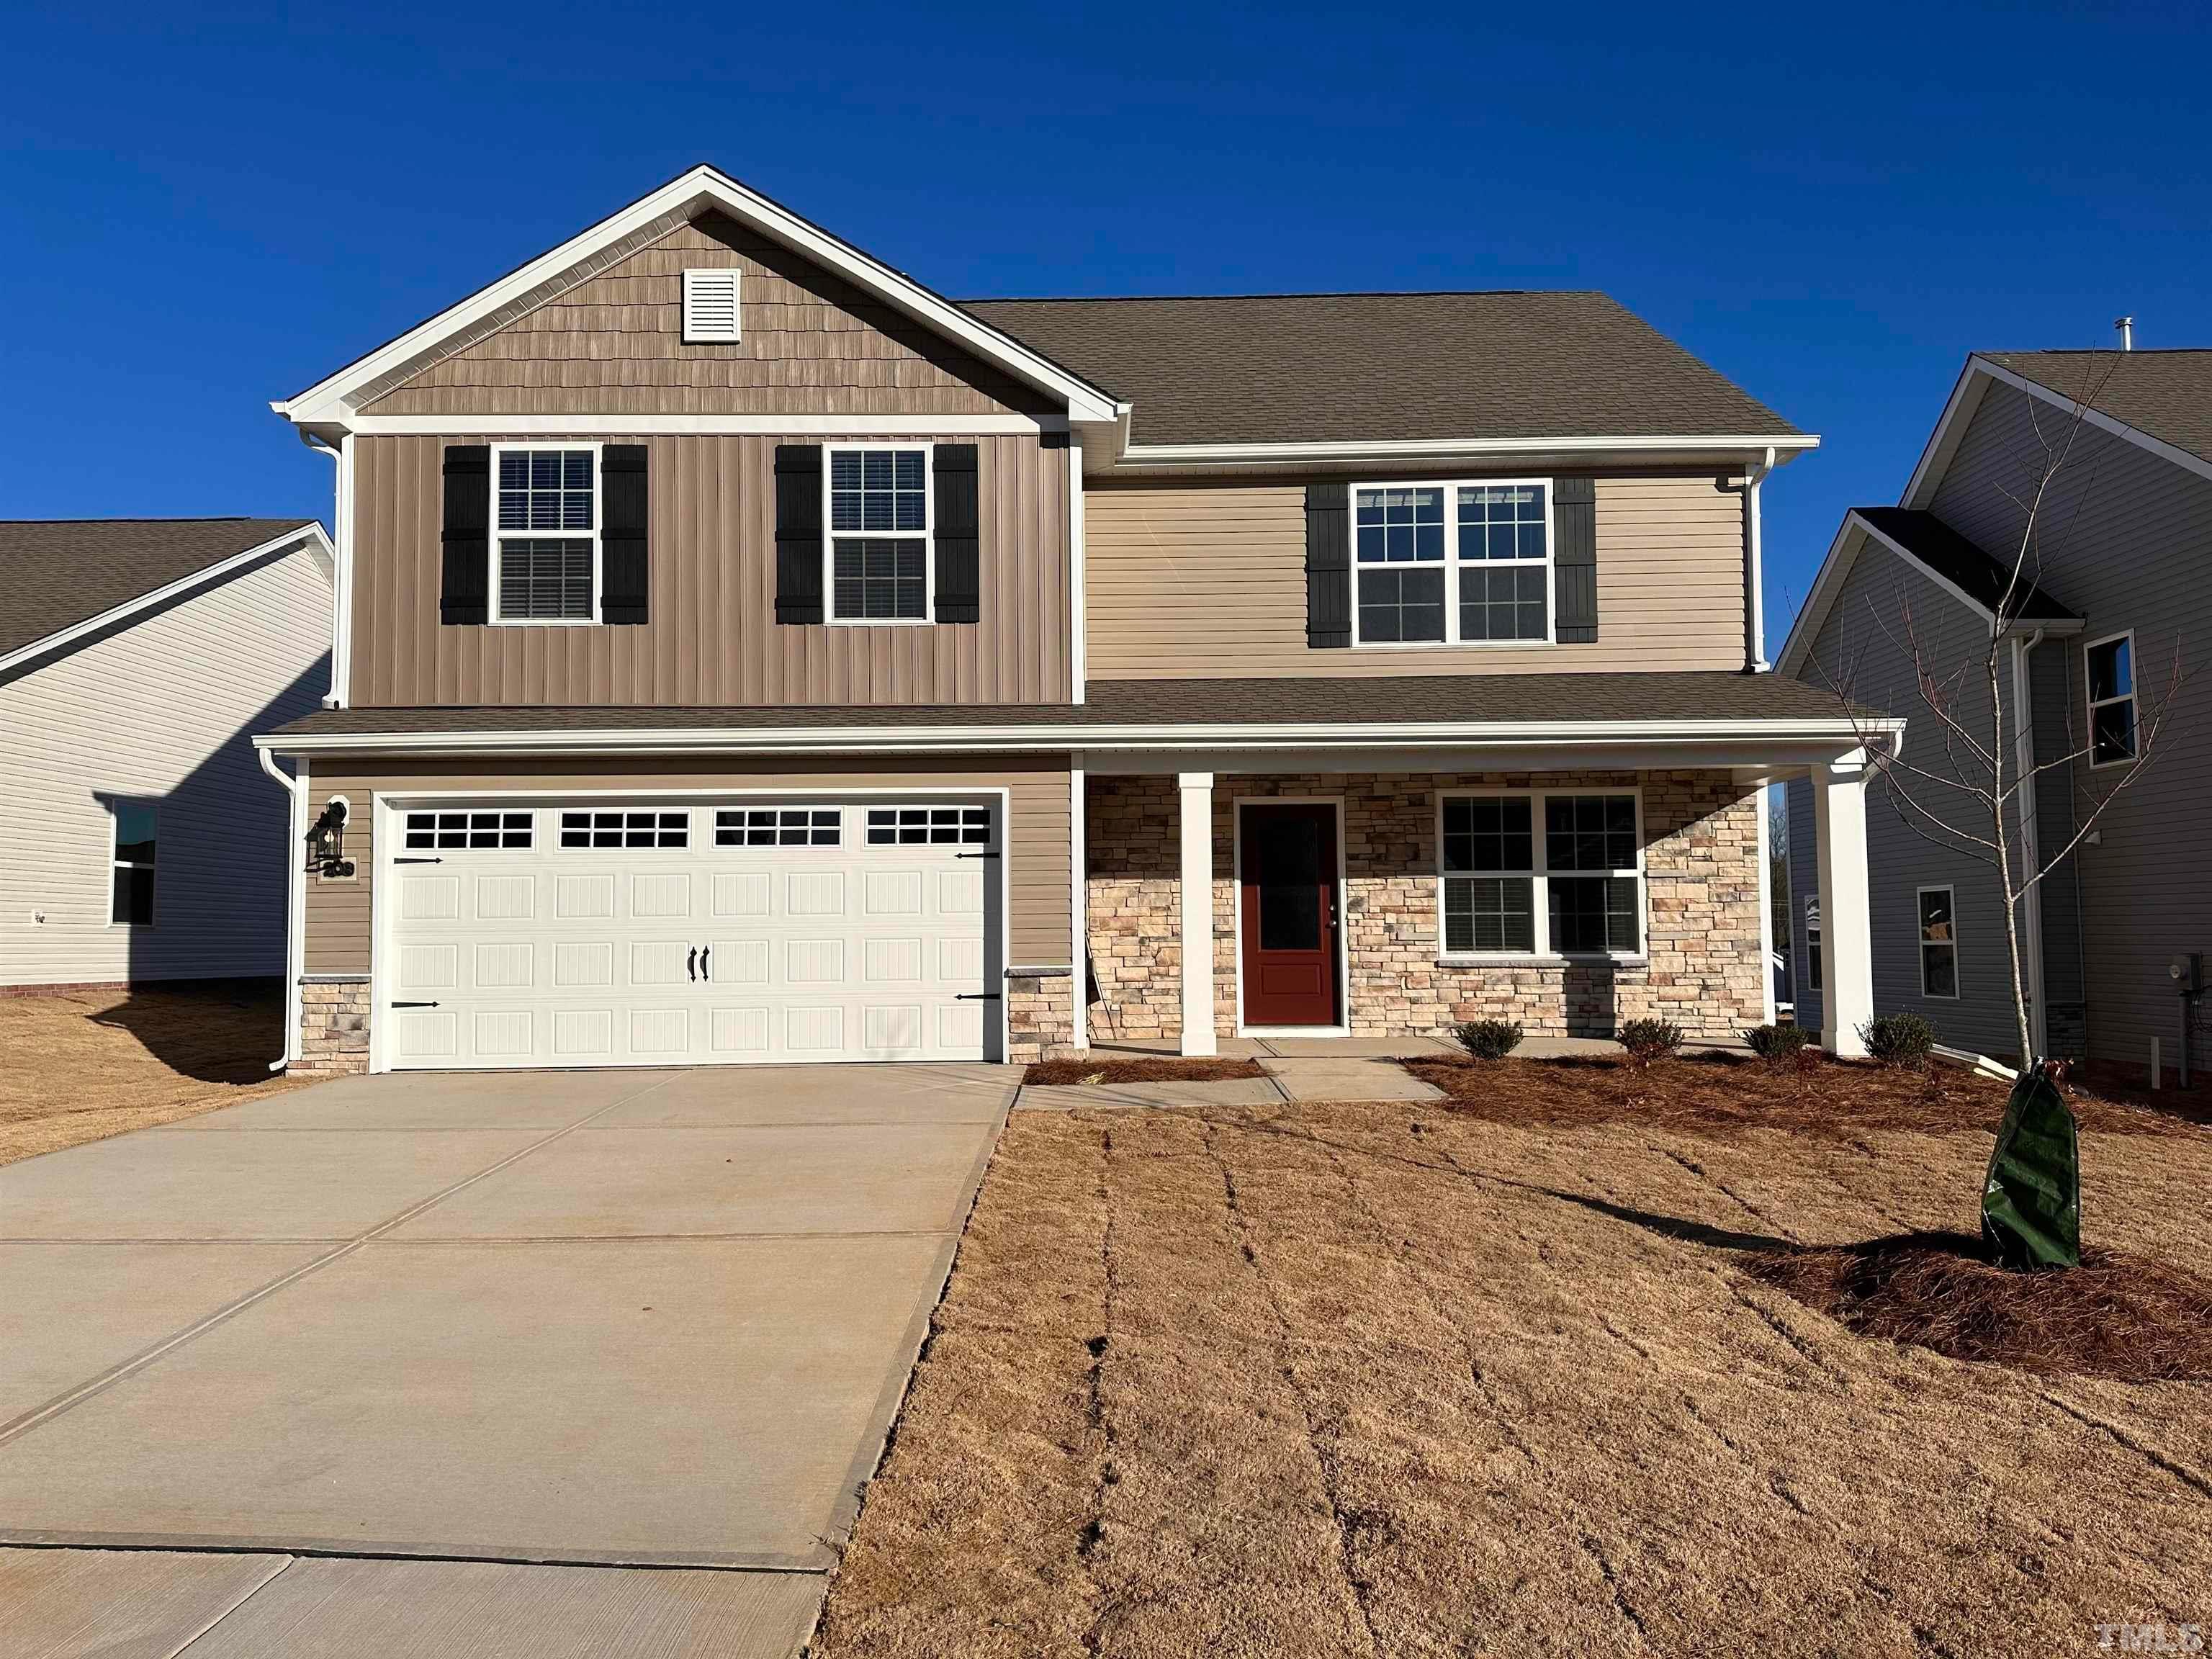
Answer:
[349, 433, 1069, 707]
[362, 214, 1053, 418]
[1928, 380, 2212, 1068]
[301, 756, 1071, 976]
[1082, 473, 1747, 677]
[0, 546, 332, 985]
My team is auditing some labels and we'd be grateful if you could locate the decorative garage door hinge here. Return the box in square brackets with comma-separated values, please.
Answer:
[390, 1000, 441, 1009]
[954, 850, 999, 858]
[394, 856, 444, 865]
[954, 992, 1003, 1002]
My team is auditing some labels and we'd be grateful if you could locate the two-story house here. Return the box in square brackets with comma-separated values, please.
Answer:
[255, 165, 1891, 1076]
[1782, 348, 2212, 1074]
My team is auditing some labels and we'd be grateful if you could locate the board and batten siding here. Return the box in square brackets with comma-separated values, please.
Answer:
[361, 213, 1053, 419]
[1081, 473, 1748, 678]
[349, 433, 1070, 707]
[301, 757, 1074, 976]
[0, 545, 332, 986]
[1928, 379, 2212, 1069]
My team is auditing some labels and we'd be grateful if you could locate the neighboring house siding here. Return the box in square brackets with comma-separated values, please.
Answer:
[1927, 379, 2212, 1070]
[0, 547, 332, 986]
[2028, 638, 2088, 1057]
[1791, 540, 2026, 1057]
[349, 433, 1071, 707]
[361, 213, 1053, 419]
[1082, 472, 1747, 677]
[300, 756, 1072, 975]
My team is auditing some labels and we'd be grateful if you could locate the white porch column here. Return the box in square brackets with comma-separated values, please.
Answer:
[1812, 752, 1875, 1058]
[1177, 770, 1217, 1056]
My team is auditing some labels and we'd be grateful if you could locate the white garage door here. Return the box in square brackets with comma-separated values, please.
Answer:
[380, 799, 998, 1069]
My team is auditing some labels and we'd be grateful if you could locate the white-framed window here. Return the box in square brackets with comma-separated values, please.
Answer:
[492, 443, 600, 624]
[716, 808, 841, 847]
[2085, 630, 2137, 768]
[558, 809, 688, 849]
[866, 806, 990, 846]
[1352, 477, 1552, 647]
[1917, 886, 1959, 999]
[827, 444, 931, 624]
[1804, 897, 1822, 993]
[1437, 788, 1642, 959]
[403, 810, 532, 850]
[680, 268, 741, 343]
[108, 799, 157, 927]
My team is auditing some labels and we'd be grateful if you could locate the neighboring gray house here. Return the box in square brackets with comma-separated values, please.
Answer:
[0, 519, 333, 989]
[1781, 349, 2212, 1071]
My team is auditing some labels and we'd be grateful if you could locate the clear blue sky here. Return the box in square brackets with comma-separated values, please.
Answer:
[5, 1, 2207, 644]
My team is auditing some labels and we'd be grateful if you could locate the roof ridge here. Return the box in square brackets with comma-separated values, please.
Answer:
[964, 289, 1610, 305]
[1984, 346, 2212, 356]
[0, 515, 310, 526]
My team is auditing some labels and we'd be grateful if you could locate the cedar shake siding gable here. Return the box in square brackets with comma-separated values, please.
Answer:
[362, 214, 1057, 420]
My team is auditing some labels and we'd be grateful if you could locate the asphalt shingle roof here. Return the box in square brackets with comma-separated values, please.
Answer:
[961, 292, 1799, 449]
[0, 518, 318, 660]
[1981, 349, 2212, 468]
[1851, 508, 2078, 622]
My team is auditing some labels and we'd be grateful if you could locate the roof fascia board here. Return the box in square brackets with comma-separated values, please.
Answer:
[1898, 357, 1993, 511]
[0, 523, 332, 678]
[342, 413, 1060, 437]
[1117, 433, 1818, 469]
[275, 166, 1118, 427]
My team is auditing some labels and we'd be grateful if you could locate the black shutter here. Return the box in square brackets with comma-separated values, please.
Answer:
[439, 445, 490, 626]
[932, 444, 981, 624]
[1552, 476, 1598, 643]
[1305, 482, 1351, 648]
[774, 444, 824, 626]
[599, 444, 649, 625]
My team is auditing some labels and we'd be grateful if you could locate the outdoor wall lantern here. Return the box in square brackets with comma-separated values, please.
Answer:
[307, 799, 354, 878]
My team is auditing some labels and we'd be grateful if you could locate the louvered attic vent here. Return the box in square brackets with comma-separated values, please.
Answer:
[681, 268, 741, 343]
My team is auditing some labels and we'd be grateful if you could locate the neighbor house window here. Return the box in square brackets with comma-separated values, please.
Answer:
[493, 445, 598, 622]
[1439, 789, 1640, 958]
[108, 799, 157, 927]
[829, 446, 930, 622]
[1804, 898, 1822, 993]
[1918, 886, 1959, 999]
[2085, 631, 2136, 767]
[1354, 478, 1551, 647]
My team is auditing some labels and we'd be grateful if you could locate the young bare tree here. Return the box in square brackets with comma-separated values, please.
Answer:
[1812, 359, 2185, 1063]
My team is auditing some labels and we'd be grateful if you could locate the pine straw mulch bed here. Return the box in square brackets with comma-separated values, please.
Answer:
[1022, 1056, 1269, 1086]
[0, 981, 305, 1166]
[811, 1070, 2212, 1658]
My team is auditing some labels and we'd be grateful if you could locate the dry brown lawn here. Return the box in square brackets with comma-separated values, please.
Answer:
[0, 981, 307, 1166]
[813, 1058, 2212, 1658]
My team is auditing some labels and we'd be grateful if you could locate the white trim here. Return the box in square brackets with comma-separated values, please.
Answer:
[2083, 628, 2139, 770]
[1230, 794, 1351, 1038]
[680, 267, 741, 344]
[103, 794, 158, 930]
[0, 523, 333, 678]
[1434, 786, 1646, 964]
[1346, 477, 1555, 650]
[274, 165, 1118, 426]
[330, 436, 353, 704]
[340, 413, 1059, 437]
[258, 748, 307, 1070]
[487, 442, 603, 626]
[822, 441, 933, 626]
[1068, 436, 1087, 703]
[1916, 883, 1961, 1000]
[1070, 765, 1087, 1051]
[1757, 785, 1776, 1024]
[1177, 772, 1216, 1056]
[1745, 446, 1774, 672]
[1122, 433, 1817, 467]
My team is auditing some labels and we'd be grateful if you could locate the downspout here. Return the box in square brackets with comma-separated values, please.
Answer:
[258, 747, 306, 1072]
[2008, 629, 2047, 1056]
[1744, 446, 1776, 672]
[302, 431, 351, 709]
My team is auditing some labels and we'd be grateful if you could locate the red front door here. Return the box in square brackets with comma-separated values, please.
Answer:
[1238, 803, 1341, 1028]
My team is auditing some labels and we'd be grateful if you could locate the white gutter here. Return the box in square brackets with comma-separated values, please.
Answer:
[1118, 432, 1820, 468]
[1745, 445, 1775, 672]
[304, 433, 352, 707]
[257, 747, 307, 1073]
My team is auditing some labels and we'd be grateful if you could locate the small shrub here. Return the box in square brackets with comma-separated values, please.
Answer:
[1743, 1022, 1813, 1064]
[1617, 1018, 1683, 1068]
[1861, 1012, 1938, 1070]
[1452, 1019, 1524, 1061]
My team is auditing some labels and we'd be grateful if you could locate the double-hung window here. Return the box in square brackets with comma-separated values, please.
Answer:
[1354, 479, 1552, 647]
[2085, 631, 2136, 767]
[109, 799, 157, 927]
[1439, 789, 1642, 958]
[1917, 886, 1959, 999]
[493, 444, 598, 623]
[828, 446, 930, 622]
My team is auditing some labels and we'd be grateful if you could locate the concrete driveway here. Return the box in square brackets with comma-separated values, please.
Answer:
[0, 1063, 1012, 1658]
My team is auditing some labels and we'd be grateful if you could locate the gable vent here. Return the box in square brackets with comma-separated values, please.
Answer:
[681, 268, 741, 343]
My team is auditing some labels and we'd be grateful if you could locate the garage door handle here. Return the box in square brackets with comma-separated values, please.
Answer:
[955, 992, 1002, 1002]
[699, 945, 711, 980]
[687, 946, 698, 983]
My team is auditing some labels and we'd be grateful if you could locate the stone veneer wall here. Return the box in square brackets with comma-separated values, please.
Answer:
[1084, 771, 1765, 1044]
[296, 976, 371, 1076]
[1006, 970, 1078, 1063]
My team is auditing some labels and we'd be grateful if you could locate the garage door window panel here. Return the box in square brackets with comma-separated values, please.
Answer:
[559, 810, 690, 849]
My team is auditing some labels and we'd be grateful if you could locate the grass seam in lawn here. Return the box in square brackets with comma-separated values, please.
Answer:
[2038, 1392, 2212, 1500]
[1076, 1122, 1120, 1655]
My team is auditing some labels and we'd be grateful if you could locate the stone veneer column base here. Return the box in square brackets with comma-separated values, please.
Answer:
[1006, 971, 1078, 1064]
[296, 976, 371, 1077]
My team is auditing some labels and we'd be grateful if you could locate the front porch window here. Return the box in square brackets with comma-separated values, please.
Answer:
[1439, 789, 1642, 959]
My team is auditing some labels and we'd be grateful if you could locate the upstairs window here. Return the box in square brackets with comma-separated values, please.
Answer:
[109, 799, 157, 927]
[680, 268, 741, 343]
[493, 446, 598, 623]
[2086, 631, 2136, 767]
[828, 446, 930, 622]
[1439, 789, 1641, 959]
[1354, 479, 1552, 647]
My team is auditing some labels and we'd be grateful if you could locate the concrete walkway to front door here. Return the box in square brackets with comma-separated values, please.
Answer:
[0, 1062, 1012, 1658]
